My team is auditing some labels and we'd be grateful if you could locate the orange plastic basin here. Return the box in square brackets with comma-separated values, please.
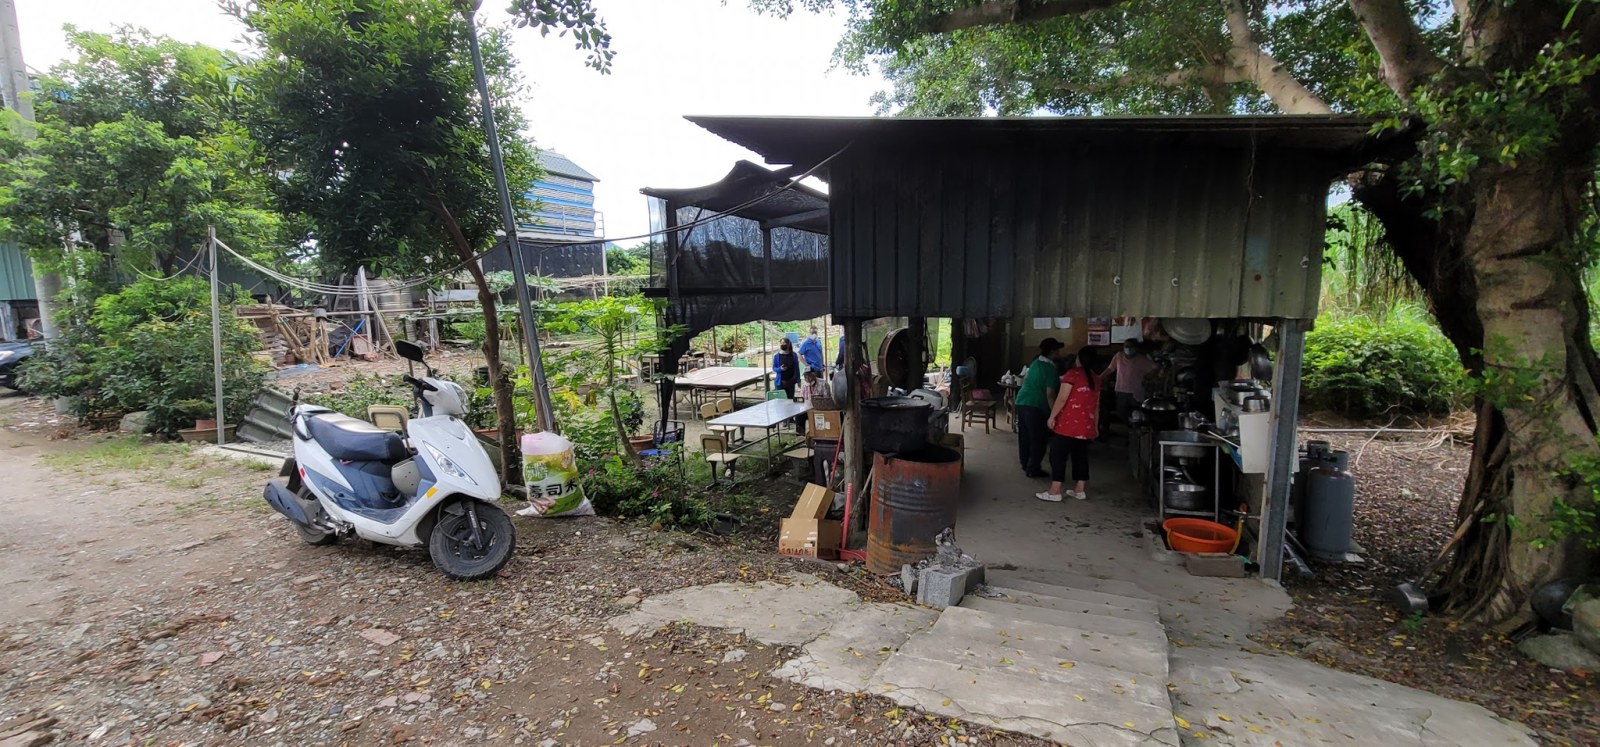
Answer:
[1162, 518, 1237, 554]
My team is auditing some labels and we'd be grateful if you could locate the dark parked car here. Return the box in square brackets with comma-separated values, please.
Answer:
[0, 341, 32, 390]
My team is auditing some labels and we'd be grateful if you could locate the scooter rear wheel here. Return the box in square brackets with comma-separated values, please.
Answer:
[295, 486, 338, 546]
[429, 502, 515, 581]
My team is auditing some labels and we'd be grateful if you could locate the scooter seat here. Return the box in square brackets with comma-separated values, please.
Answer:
[303, 412, 409, 462]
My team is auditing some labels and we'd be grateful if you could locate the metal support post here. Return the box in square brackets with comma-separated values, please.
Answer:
[209, 227, 227, 445]
[464, 7, 555, 432]
[1260, 318, 1307, 582]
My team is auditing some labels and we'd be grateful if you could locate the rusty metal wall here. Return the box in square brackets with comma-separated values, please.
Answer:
[828, 144, 1331, 320]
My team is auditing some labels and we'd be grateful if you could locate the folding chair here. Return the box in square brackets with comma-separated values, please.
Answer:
[701, 433, 741, 485]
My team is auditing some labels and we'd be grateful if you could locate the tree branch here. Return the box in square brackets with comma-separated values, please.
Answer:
[1055, 63, 1244, 93]
[923, 0, 1131, 34]
[1220, 0, 1332, 114]
[1347, 0, 1444, 100]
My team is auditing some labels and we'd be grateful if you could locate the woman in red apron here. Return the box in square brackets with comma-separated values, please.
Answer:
[1037, 347, 1101, 502]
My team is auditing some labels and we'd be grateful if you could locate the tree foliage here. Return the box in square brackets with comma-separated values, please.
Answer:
[227, 0, 540, 278]
[0, 27, 281, 296]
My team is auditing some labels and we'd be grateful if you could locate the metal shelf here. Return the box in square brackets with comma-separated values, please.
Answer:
[1156, 440, 1222, 524]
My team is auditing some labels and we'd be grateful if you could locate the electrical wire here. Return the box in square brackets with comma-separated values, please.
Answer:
[208, 143, 851, 297]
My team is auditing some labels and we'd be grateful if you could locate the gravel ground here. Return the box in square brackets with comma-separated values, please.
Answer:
[1254, 428, 1600, 747]
[0, 402, 1045, 747]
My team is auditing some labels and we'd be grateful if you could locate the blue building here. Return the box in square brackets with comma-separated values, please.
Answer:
[523, 150, 601, 239]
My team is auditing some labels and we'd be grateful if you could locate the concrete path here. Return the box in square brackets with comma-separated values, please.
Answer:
[607, 572, 1534, 747]
[1169, 646, 1535, 746]
[869, 579, 1180, 746]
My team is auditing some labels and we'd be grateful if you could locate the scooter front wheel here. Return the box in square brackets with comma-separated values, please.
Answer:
[429, 502, 515, 581]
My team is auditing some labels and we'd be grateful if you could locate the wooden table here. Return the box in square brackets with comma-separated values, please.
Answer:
[673, 366, 769, 418]
[708, 399, 813, 465]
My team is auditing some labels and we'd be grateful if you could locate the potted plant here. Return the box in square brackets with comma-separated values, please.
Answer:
[177, 399, 216, 430]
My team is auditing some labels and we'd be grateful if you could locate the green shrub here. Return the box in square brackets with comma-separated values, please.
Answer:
[306, 374, 411, 418]
[1301, 308, 1465, 418]
[21, 277, 265, 435]
[581, 454, 712, 528]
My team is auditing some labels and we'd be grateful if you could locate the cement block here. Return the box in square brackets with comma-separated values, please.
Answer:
[1184, 552, 1247, 578]
[918, 564, 984, 609]
[900, 564, 919, 595]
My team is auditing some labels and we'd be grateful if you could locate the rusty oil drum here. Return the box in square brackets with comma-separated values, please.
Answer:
[867, 445, 962, 575]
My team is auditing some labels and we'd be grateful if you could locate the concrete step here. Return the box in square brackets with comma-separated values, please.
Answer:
[911, 605, 1168, 677]
[984, 585, 1161, 624]
[959, 596, 1168, 643]
[985, 571, 1156, 602]
[772, 602, 940, 692]
[869, 650, 1179, 747]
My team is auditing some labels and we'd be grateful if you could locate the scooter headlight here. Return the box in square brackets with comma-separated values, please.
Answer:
[424, 442, 476, 485]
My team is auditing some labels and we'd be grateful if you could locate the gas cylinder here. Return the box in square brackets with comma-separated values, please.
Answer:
[1292, 440, 1331, 524]
[1301, 449, 1355, 561]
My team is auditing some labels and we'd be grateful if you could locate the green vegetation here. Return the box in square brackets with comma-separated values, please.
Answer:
[20, 277, 266, 435]
[0, 27, 284, 296]
[42, 436, 193, 472]
[582, 454, 713, 528]
[1302, 306, 1465, 419]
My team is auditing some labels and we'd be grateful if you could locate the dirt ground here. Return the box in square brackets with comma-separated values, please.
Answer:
[0, 391, 1040, 747]
[1254, 426, 1600, 747]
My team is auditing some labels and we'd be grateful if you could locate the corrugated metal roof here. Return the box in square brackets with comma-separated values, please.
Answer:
[0, 241, 35, 301]
[828, 139, 1334, 320]
[685, 115, 1387, 170]
[537, 150, 599, 182]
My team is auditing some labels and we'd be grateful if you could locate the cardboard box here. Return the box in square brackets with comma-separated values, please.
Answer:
[792, 483, 833, 521]
[779, 518, 841, 559]
[808, 410, 843, 439]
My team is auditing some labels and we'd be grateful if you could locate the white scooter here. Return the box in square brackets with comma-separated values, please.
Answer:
[263, 340, 515, 580]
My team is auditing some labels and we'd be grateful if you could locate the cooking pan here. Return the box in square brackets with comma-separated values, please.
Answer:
[1165, 482, 1211, 512]
[1249, 343, 1274, 381]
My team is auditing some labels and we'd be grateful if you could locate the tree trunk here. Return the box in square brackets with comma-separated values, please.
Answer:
[1364, 156, 1600, 621]
[428, 196, 522, 487]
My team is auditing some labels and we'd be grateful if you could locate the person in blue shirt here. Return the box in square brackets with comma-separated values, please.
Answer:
[798, 327, 825, 375]
[772, 339, 801, 399]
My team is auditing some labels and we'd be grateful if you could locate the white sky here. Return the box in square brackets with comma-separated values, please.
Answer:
[14, 0, 886, 241]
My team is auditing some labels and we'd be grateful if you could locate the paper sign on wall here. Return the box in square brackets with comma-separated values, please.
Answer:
[1054, 317, 1072, 329]
[1032, 317, 1052, 330]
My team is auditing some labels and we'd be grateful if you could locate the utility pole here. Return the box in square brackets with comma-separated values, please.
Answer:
[0, 0, 60, 343]
[460, 0, 556, 433]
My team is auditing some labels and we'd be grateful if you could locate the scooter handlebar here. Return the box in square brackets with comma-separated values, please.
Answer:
[402, 374, 438, 392]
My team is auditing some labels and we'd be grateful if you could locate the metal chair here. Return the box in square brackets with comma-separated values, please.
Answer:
[638, 420, 685, 463]
[700, 433, 741, 485]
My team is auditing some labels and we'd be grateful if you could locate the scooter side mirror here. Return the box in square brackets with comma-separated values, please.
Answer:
[395, 340, 426, 364]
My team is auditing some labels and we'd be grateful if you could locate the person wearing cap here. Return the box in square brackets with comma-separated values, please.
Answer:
[1014, 337, 1065, 478]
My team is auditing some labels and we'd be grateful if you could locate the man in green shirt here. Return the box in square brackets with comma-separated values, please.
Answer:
[1016, 338, 1065, 478]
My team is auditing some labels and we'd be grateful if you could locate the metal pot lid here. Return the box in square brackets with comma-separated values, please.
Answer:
[1161, 318, 1213, 345]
